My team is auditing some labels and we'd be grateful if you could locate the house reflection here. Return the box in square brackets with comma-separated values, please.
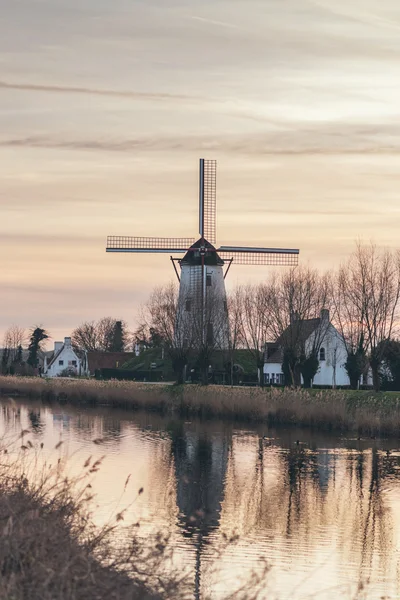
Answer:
[52, 413, 72, 431]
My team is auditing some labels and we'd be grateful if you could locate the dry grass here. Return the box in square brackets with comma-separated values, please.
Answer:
[1, 376, 400, 437]
[0, 437, 185, 600]
[0, 430, 271, 600]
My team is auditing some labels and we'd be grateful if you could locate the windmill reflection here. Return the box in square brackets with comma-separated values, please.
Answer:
[168, 422, 230, 600]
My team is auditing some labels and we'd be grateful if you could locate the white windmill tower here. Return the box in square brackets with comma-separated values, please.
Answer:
[106, 159, 299, 348]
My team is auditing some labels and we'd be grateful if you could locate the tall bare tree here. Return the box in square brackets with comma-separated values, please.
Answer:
[266, 267, 333, 387]
[139, 282, 195, 384]
[139, 282, 229, 384]
[239, 284, 270, 386]
[190, 285, 229, 385]
[344, 244, 400, 390]
[333, 254, 369, 390]
[225, 287, 244, 385]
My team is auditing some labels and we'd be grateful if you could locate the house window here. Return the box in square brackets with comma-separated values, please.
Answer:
[264, 373, 270, 384]
[319, 347, 326, 361]
[72, 360, 77, 367]
[206, 274, 212, 287]
[271, 373, 275, 384]
[276, 374, 281, 384]
[185, 299, 191, 312]
[59, 360, 64, 366]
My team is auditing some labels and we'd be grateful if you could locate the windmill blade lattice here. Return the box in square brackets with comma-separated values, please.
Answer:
[106, 236, 195, 253]
[199, 159, 217, 245]
[217, 246, 299, 266]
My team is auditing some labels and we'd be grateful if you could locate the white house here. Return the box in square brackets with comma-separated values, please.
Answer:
[44, 337, 86, 378]
[264, 310, 350, 387]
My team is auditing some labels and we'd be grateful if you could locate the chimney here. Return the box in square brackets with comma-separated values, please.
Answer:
[320, 309, 330, 323]
[54, 341, 63, 353]
[64, 337, 72, 347]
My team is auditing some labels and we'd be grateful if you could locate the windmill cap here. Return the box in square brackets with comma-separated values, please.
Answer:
[181, 238, 224, 266]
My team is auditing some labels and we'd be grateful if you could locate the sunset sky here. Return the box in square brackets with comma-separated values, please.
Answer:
[1, 0, 400, 344]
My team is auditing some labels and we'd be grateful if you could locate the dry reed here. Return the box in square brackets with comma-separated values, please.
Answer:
[0, 436, 189, 600]
[0, 431, 271, 600]
[1, 376, 400, 436]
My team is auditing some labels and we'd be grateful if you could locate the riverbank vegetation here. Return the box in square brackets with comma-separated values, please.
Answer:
[0, 441, 183, 600]
[2, 376, 400, 437]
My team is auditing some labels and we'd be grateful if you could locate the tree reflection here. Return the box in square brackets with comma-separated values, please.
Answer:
[218, 434, 398, 598]
[28, 410, 44, 433]
[101, 417, 122, 442]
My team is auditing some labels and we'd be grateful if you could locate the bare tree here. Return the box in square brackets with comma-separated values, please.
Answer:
[190, 285, 229, 385]
[97, 317, 118, 351]
[266, 267, 333, 387]
[333, 255, 369, 390]
[139, 281, 230, 385]
[239, 284, 270, 386]
[225, 287, 244, 385]
[3, 325, 26, 363]
[72, 318, 130, 352]
[343, 244, 400, 391]
[139, 282, 195, 384]
[333, 244, 400, 391]
[71, 321, 98, 352]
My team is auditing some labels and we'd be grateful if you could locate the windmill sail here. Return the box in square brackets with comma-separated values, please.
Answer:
[217, 246, 299, 266]
[199, 159, 217, 244]
[106, 236, 195, 253]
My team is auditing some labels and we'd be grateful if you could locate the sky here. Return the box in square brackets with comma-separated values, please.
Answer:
[1, 0, 400, 345]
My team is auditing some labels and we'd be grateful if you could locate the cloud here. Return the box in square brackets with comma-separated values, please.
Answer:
[188, 15, 241, 30]
[307, 0, 400, 33]
[0, 232, 99, 246]
[0, 80, 197, 103]
[1, 122, 399, 156]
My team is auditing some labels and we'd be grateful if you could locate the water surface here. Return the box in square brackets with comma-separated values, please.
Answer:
[1, 397, 400, 600]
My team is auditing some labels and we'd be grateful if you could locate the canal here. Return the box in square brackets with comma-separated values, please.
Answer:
[1, 397, 400, 599]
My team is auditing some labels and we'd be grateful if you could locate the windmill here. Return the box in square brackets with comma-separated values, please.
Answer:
[106, 159, 299, 348]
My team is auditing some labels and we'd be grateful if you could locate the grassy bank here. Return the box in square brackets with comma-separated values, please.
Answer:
[1, 376, 400, 436]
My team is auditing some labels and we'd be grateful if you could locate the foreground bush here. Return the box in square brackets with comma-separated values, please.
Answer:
[0, 439, 183, 600]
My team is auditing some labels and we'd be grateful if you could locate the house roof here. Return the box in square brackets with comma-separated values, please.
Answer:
[276, 318, 322, 346]
[264, 316, 331, 365]
[47, 347, 64, 369]
[265, 348, 283, 364]
[87, 352, 136, 373]
[264, 342, 283, 364]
